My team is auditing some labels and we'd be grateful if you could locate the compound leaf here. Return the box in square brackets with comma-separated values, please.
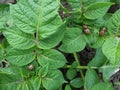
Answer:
[4, 0, 64, 50]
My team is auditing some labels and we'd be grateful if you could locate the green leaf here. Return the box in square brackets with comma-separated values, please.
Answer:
[0, 67, 42, 90]
[4, 0, 64, 49]
[3, 27, 35, 50]
[90, 37, 104, 48]
[83, 13, 112, 28]
[1, 38, 10, 49]
[23, 84, 29, 90]
[10, 0, 62, 34]
[91, 82, 114, 90]
[59, 27, 86, 53]
[38, 49, 67, 69]
[38, 64, 49, 77]
[42, 70, 66, 90]
[0, 46, 4, 61]
[65, 84, 72, 90]
[83, 32, 104, 48]
[0, 49, 3, 60]
[107, 9, 120, 34]
[0, 67, 24, 90]
[66, 0, 81, 10]
[38, 25, 65, 49]
[111, 0, 120, 4]
[84, 2, 112, 19]
[88, 48, 107, 67]
[71, 61, 78, 68]
[28, 77, 41, 90]
[102, 37, 120, 64]
[0, 67, 20, 83]
[5, 47, 36, 66]
[99, 65, 119, 81]
[83, 32, 94, 45]
[84, 69, 99, 90]
[70, 78, 83, 88]
[83, 0, 110, 7]
[66, 69, 77, 80]
[0, 4, 9, 30]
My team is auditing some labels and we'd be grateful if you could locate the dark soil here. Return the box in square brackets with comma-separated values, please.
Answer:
[110, 71, 120, 90]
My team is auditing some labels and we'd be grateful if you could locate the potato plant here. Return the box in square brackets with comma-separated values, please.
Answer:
[0, 0, 120, 90]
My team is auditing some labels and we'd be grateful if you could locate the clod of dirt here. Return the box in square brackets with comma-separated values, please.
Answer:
[110, 70, 120, 90]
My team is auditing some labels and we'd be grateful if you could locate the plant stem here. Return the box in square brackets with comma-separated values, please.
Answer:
[65, 65, 98, 69]
[73, 52, 85, 80]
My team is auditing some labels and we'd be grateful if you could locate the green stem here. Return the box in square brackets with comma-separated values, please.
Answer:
[60, 3, 68, 13]
[65, 65, 98, 69]
[73, 52, 85, 80]
[60, 3, 81, 14]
